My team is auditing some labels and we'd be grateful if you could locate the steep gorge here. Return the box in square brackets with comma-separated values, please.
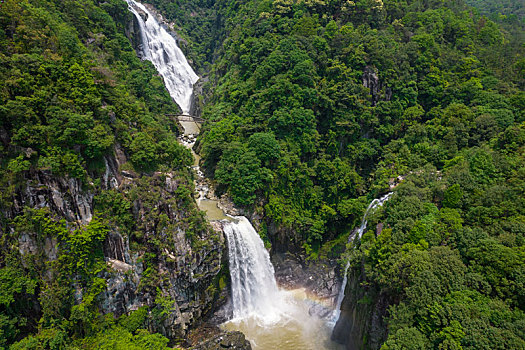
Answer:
[141, 0, 525, 349]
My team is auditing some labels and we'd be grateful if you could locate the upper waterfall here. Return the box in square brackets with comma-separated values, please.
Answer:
[126, 0, 198, 114]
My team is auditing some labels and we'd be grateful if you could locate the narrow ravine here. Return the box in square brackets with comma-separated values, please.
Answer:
[126, 0, 227, 220]
[126, 2, 342, 349]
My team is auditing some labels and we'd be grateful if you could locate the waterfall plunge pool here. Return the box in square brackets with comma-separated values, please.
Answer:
[222, 216, 343, 350]
[221, 288, 343, 350]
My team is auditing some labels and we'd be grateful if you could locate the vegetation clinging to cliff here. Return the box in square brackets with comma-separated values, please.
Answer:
[0, 0, 214, 347]
[178, 0, 525, 253]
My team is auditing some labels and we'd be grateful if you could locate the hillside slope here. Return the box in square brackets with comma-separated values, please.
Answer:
[0, 0, 224, 348]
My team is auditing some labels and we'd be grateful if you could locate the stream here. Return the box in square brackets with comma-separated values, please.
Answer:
[126, 1, 343, 348]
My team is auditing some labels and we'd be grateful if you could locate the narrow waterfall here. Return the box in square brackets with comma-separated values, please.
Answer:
[331, 193, 392, 325]
[126, 0, 198, 114]
[353, 192, 393, 241]
[223, 217, 283, 321]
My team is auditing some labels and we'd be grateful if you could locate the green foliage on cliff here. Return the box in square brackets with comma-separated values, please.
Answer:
[0, 0, 213, 348]
[1, 205, 186, 349]
[353, 143, 525, 348]
[0, 0, 524, 348]
[0, 0, 191, 188]
[466, 0, 525, 21]
[168, 0, 525, 254]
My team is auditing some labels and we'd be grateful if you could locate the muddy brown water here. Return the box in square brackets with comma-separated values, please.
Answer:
[179, 119, 342, 350]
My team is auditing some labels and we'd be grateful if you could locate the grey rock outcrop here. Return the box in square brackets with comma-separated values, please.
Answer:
[362, 66, 392, 106]
[5, 146, 225, 341]
[192, 331, 252, 350]
[332, 268, 389, 350]
[189, 76, 208, 118]
[126, 9, 147, 59]
[272, 253, 339, 301]
[11, 171, 93, 225]
[98, 168, 224, 339]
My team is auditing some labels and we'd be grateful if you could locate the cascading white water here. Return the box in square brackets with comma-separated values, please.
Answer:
[354, 192, 393, 241]
[331, 192, 393, 325]
[223, 216, 283, 322]
[126, 0, 198, 114]
[222, 216, 341, 349]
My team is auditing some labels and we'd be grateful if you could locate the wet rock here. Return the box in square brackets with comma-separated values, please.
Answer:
[132, 4, 149, 23]
[218, 195, 240, 216]
[271, 253, 340, 306]
[189, 76, 209, 118]
[309, 303, 334, 319]
[332, 268, 389, 350]
[192, 331, 252, 350]
[126, 10, 147, 59]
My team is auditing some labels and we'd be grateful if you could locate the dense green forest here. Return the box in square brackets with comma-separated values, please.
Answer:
[186, 0, 525, 250]
[149, 0, 525, 348]
[466, 0, 525, 22]
[1, 0, 524, 349]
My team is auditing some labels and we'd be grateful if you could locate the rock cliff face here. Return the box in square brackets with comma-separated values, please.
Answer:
[332, 267, 389, 350]
[11, 171, 94, 225]
[126, 7, 148, 59]
[189, 77, 208, 118]
[3, 145, 225, 341]
[362, 66, 392, 106]
[271, 253, 340, 309]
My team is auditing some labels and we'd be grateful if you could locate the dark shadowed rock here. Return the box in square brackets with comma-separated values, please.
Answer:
[331, 268, 389, 350]
[272, 252, 340, 304]
[362, 66, 392, 106]
[5, 146, 226, 341]
[192, 331, 252, 350]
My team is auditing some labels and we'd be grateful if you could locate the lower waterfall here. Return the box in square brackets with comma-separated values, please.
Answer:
[124, 2, 346, 348]
[222, 217, 341, 350]
[223, 216, 281, 321]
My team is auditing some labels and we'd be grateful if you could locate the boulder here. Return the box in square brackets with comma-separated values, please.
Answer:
[192, 331, 252, 350]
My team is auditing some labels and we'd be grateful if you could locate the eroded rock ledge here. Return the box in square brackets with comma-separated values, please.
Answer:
[192, 331, 252, 350]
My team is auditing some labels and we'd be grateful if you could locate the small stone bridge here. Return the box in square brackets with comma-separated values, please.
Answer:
[166, 114, 206, 123]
